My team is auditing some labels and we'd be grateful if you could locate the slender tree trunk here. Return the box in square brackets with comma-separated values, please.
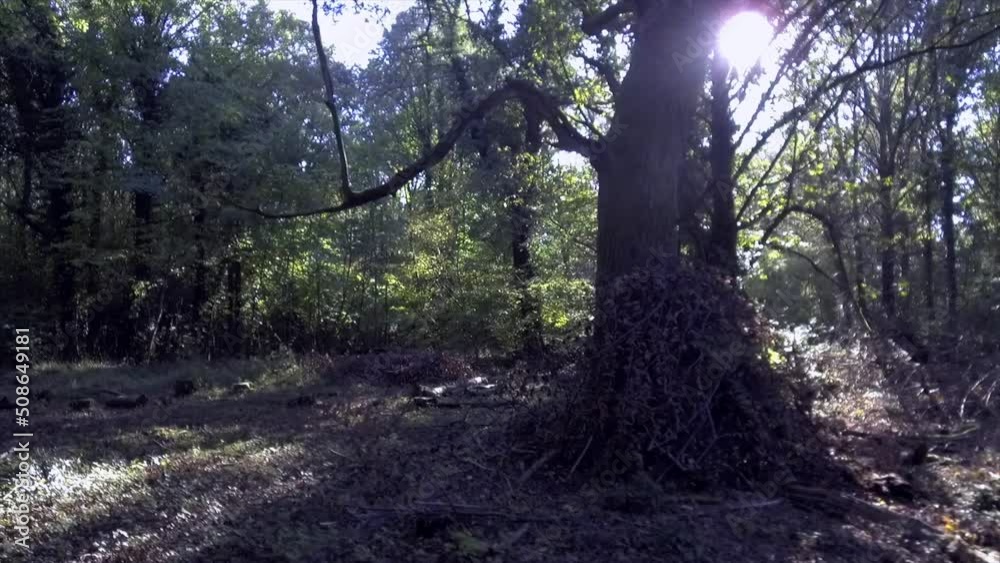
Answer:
[510, 110, 546, 353]
[226, 259, 243, 356]
[876, 72, 897, 320]
[192, 205, 208, 325]
[707, 52, 739, 277]
[940, 103, 959, 330]
[922, 134, 936, 324]
[878, 170, 896, 319]
[899, 214, 911, 318]
[19, 152, 33, 255]
[851, 191, 870, 318]
[511, 178, 543, 351]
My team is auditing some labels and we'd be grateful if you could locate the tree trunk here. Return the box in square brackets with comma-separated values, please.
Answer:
[586, 2, 718, 458]
[922, 133, 936, 324]
[594, 2, 709, 291]
[226, 259, 243, 356]
[707, 52, 739, 277]
[899, 215, 911, 318]
[129, 26, 166, 282]
[940, 101, 959, 330]
[192, 204, 208, 325]
[47, 181, 76, 359]
[851, 191, 870, 318]
[878, 172, 896, 319]
[511, 177, 543, 352]
[6, 4, 77, 358]
[510, 109, 545, 353]
[876, 72, 897, 320]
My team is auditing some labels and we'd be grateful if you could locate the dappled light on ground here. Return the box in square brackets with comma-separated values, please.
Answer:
[1, 349, 997, 562]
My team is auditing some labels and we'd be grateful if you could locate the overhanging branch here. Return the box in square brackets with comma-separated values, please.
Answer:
[765, 242, 843, 290]
[237, 79, 594, 219]
[236, 2, 595, 220]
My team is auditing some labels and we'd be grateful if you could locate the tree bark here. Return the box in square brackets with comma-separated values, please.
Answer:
[940, 96, 960, 330]
[877, 165, 897, 319]
[226, 259, 243, 356]
[899, 215, 911, 317]
[707, 52, 739, 277]
[509, 109, 546, 353]
[594, 2, 710, 290]
[875, 64, 897, 320]
[851, 191, 870, 318]
[131, 74, 160, 282]
[920, 123, 937, 324]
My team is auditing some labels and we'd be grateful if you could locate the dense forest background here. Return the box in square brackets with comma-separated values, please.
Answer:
[1, 0, 998, 363]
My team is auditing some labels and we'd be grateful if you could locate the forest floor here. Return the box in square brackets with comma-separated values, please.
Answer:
[1, 343, 999, 563]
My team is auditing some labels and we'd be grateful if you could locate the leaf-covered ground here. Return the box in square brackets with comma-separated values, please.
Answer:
[1, 346, 998, 562]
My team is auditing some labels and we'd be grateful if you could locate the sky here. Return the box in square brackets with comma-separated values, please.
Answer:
[265, 0, 415, 67]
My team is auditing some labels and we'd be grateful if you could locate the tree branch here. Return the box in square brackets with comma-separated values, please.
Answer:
[580, 54, 620, 95]
[236, 80, 594, 219]
[765, 242, 843, 290]
[581, 1, 632, 36]
[737, 11, 1000, 180]
[234, 2, 598, 220]
[311, 0, 353, 204]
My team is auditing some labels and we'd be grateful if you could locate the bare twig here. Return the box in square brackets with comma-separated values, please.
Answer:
[346, 501, 555, 522]
[567, 436, 593, 478]
[518, 449, 557, 485]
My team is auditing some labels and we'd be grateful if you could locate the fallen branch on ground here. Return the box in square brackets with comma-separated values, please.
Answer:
[842, 425, 980, 445]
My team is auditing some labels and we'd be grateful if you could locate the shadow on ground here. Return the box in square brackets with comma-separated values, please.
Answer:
[2, 353, 997, 563]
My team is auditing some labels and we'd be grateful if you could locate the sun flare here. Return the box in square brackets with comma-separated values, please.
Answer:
[719, 12, 774, 72]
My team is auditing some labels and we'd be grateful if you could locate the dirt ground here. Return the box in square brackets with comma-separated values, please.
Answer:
[1, 345, 998, 563]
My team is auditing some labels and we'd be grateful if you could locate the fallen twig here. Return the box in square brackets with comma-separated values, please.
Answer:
[567, 436, 593, 479]
[786, 485, 939, 537]
[343, 501, 555, 522]
[461, 457, 492, 472]
[842, 426, 980, 445]
[518, 449, 557, 485]
[961, 369, 997, 419]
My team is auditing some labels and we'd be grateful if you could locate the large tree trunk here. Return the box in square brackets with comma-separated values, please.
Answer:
[594, 2, 710, 290]
[585, 2, 735, 465]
